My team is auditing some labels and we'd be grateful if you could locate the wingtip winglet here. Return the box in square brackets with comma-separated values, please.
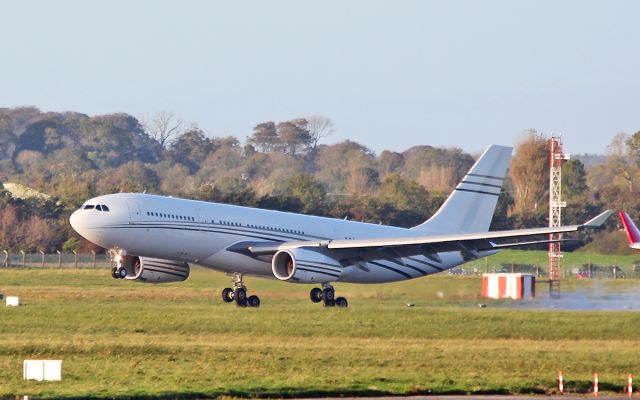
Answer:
[583, 210, 614, 228]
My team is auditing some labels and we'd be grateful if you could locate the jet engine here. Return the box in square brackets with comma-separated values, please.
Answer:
[271, 248, 342, 283]
[118, 255, 189, 283]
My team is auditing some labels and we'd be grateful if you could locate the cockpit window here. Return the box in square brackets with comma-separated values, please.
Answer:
[95, 205, 103, 211]
[84, 205, 95, 210]
[102, 205, 109, 212]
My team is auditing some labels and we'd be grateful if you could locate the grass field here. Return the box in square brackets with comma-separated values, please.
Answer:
[1, 265, 640, 399]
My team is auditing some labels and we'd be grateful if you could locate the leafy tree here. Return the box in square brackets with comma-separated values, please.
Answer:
[248, 122, 279, 152]
[562, 159, 588, 199]
[63, 237, 82, 252]
[283, 174, 326, 213]
[625, 130, 640, 166]
[509, 131, 549, 216]
[277, 119, 312, 155]
[0, 113, 16, 162]
[169, 126, 214, 173]
[0, 204, 21, 249]
[96, 161, 160, 193]
[315, 140, 375, 193]
[199, 177, 257, 206]
[378, 150, 404, 177]
[157, 162, 197, 197]
[401, 146, 473, 192]
[86, 114, 161, 167]
[379, 173, 430, 212]
[347, 166, 379, 194]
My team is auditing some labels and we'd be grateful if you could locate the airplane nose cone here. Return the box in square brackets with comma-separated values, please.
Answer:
[69, 210, 83, 233]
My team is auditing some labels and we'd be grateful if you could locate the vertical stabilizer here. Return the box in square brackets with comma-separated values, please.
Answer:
[619, 211, 640, 249]
[412, 145, 512, 234]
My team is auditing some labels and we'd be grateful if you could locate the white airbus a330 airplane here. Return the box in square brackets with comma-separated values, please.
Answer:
[70, 145, 612, 308]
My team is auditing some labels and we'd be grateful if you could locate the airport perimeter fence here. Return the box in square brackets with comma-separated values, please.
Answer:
[1, 251, 112, 269]
[3, 252, 640, 278]
[452, 262, 640, 279]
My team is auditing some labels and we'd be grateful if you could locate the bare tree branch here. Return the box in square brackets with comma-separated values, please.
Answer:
[140, 111, 184, 149]
[306, 115, 334, 150]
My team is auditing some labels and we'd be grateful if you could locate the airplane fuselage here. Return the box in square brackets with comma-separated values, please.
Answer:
[70, 193, 490, 284]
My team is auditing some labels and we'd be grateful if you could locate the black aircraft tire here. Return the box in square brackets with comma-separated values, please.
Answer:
[221, 287, 234, 303]
[234, 288, 247, 306]
[323, 298, 335, 307]
[322, 288, 335, 302]
[248, 295, 260, 308]
[310, 287, 323, 303]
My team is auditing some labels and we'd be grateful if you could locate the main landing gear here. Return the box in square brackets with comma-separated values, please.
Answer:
[221, 273, 260, 308]
[310, 283, 348, 308]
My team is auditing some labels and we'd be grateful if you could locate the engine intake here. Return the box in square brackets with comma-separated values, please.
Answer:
[272, 248, 342, 283]
[121, 256, 189, 283]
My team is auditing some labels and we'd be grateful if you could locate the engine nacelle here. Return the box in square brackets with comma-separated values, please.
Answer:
[121, 256, 189, 283]
[271, 248, 342, 283]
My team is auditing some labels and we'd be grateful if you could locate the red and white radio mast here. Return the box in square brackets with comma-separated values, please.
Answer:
[548, 134, 570, 297]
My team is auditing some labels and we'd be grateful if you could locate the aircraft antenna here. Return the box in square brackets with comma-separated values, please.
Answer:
[548, 134, 569, 298]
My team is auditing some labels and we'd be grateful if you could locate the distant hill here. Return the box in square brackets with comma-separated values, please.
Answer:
[573, 153, 606, 168]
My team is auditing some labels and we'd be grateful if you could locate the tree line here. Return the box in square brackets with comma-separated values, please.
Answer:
[0, 106, 637, 254]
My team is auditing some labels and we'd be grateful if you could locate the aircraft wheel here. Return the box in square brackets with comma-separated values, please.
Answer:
[117, 267, 127, 279]
[323, 298, 335, 307]
[335, 297, 348, 308]
[221, 287, 234, 303]
[248, 295, 260, 308]
[234, 288, 247, 307]
[322, 287, 335, 302]
[111, 267, 118, 279]
[310, 287, 323, 303]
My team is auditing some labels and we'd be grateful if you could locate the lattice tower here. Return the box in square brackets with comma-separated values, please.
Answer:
[548, 135, 568, 296]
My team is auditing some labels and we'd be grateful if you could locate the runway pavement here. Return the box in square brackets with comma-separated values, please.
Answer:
[295, 396, 631, 400]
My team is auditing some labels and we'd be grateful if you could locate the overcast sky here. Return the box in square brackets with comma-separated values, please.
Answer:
[1, 0, 639, 155]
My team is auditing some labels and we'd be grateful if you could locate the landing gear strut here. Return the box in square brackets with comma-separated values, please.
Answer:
[110, 250, 128, 279]
[221, 273, 260, 308]
[310, 283, 348, 308]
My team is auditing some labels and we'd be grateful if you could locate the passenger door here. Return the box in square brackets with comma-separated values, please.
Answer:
[127, 200, 142, 222]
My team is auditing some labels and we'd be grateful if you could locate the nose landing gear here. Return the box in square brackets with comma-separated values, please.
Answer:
[110, 250, 129, 279]
[221, 273, 260, 308]
[111, 266, 128, 279]
[310, 284, 348, 308]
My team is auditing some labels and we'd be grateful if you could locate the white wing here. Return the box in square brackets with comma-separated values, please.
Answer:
[240, 210, 612, 257]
